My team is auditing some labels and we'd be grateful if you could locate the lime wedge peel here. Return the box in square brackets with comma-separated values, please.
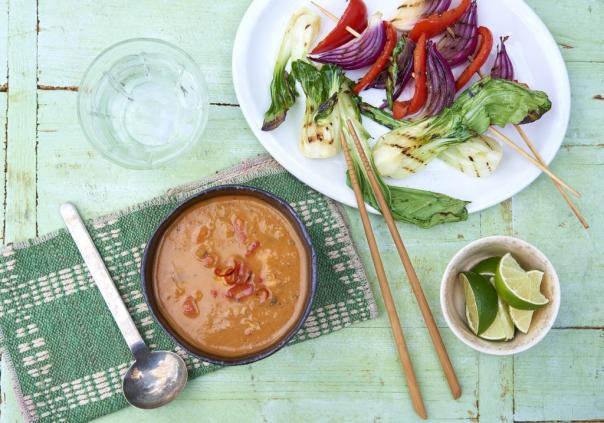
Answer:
[472, 256, 501, 277]
[461, 272, 498, 335]
[495, 253, 549, 310]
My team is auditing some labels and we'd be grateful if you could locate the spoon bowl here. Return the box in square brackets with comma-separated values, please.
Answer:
[122, 351, 188, 409]
[60, 202, 189, 409]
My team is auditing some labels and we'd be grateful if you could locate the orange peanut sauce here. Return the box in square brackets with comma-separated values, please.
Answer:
[153, 195, 309, 359]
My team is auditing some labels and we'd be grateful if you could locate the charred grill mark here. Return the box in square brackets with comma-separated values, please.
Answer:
[401, 148, 425, 165]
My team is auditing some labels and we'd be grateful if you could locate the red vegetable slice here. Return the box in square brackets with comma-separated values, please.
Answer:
[490, 36, 514, 81]
[256, 287, 271, 304]
[408, 0, 471, 42]
[182, 296, 200, 318]
[436, 0, 478, 66]
[310, 13, 386, 70]
[214, 259, 236, 277]
[393, 33, 428, 119]
[311, 0, 368, 54]
[224, 260, 242, 284]
[353, 22, 398, 94]
[415, 41, 456, 118]
[226, 283, 255, 302]
[424, 0, 453, 16]
[455, 26, 493, 91]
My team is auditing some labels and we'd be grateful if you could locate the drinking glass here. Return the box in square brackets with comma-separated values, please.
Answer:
[78, 38, 209, 169]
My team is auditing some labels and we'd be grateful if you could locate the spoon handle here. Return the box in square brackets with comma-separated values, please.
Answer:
[60, 202, 147, 357]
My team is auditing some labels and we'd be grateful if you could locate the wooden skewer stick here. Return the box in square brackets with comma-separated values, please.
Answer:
[488, 127, 581, 198]
[346, 120, 462, 400]
[339, 132, 428, 420]
[310, 1, 362, 38]
[475, 70, 588, 227]
[514, 125, 589, 228]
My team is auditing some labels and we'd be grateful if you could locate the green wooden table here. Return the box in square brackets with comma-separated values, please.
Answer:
[0, 1, 602, 421]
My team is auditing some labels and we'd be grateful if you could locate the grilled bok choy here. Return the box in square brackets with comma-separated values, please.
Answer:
[336, 80, 469, 228]
[262, 8, 320, 131]
[439, 135, 502, 178]
[291, 61, 345, 158]
[371, 77, 552, 178]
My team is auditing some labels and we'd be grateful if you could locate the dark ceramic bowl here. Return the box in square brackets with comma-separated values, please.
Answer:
[141, 185, 317, 366]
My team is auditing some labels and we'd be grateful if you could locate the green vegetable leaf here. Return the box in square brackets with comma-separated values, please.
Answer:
[387, 185, 469, 228]
[337, 81, 469, 228]
[291, 60, 326, 106]
[366, 77, 552, 179]
[455, 77, 552, 133]
[291, 61, 348, 159]
[359, 101, 403, 130]
[262, 9, 320, 131]
[386, 38, 408, 110]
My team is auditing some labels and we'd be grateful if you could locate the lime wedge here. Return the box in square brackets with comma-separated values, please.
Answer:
[509, 270, 544, 333]
[471, 256, 501, 277]
[480, 298, 515, 341]
[461, 272, 498, 335]
[495, 253, 549, 310]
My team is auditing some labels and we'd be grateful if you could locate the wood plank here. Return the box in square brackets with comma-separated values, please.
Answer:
[36, 0, 604, 101]
[2, 0, 38, 420]
[5, 0, 37, 242]
[0, 0, 7, 87]
[478, 200, 514, 423]
[37, 0, 250, 103]
[525, 0, 604, 62]
[0, 93, 11, 422]
[513, 145, 603, 328]
[565, 62, 604, 147]
[36, 91, 263, 233]
[514, 329, 604, 421]
[0, 93, 7, 243]
[92, 327, 479, 423]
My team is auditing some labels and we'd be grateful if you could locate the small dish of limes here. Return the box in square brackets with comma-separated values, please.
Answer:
[441, 236, 560, 355]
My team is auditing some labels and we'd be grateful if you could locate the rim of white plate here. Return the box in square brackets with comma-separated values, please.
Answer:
[232, 0, 571, 215]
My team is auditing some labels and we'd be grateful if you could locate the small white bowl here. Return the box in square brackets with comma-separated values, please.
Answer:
[441, 236, 560, 355]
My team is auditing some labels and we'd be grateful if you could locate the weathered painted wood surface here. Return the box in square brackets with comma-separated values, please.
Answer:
[0, 0, 603, 422]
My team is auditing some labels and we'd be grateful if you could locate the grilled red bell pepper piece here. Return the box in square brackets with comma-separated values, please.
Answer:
[226, 283, 255, 302]
[455, 26, 493, 91]
[354, 22, 398, 94]
[311, 0, 368, 54]
[393, 33, 428, 119]
[408, 0, 471, 42]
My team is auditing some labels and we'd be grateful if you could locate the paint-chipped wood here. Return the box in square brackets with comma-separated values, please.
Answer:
[1, 0, 604, 422]
[5, 0, 37, 242]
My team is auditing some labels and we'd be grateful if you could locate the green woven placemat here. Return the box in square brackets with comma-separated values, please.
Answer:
[0, 155, 376, 423]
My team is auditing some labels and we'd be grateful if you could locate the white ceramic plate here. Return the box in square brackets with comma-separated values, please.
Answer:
[233, 0, 571, 213]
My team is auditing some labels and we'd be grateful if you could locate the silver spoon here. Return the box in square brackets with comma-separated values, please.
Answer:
[60, 202, 188, 409]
